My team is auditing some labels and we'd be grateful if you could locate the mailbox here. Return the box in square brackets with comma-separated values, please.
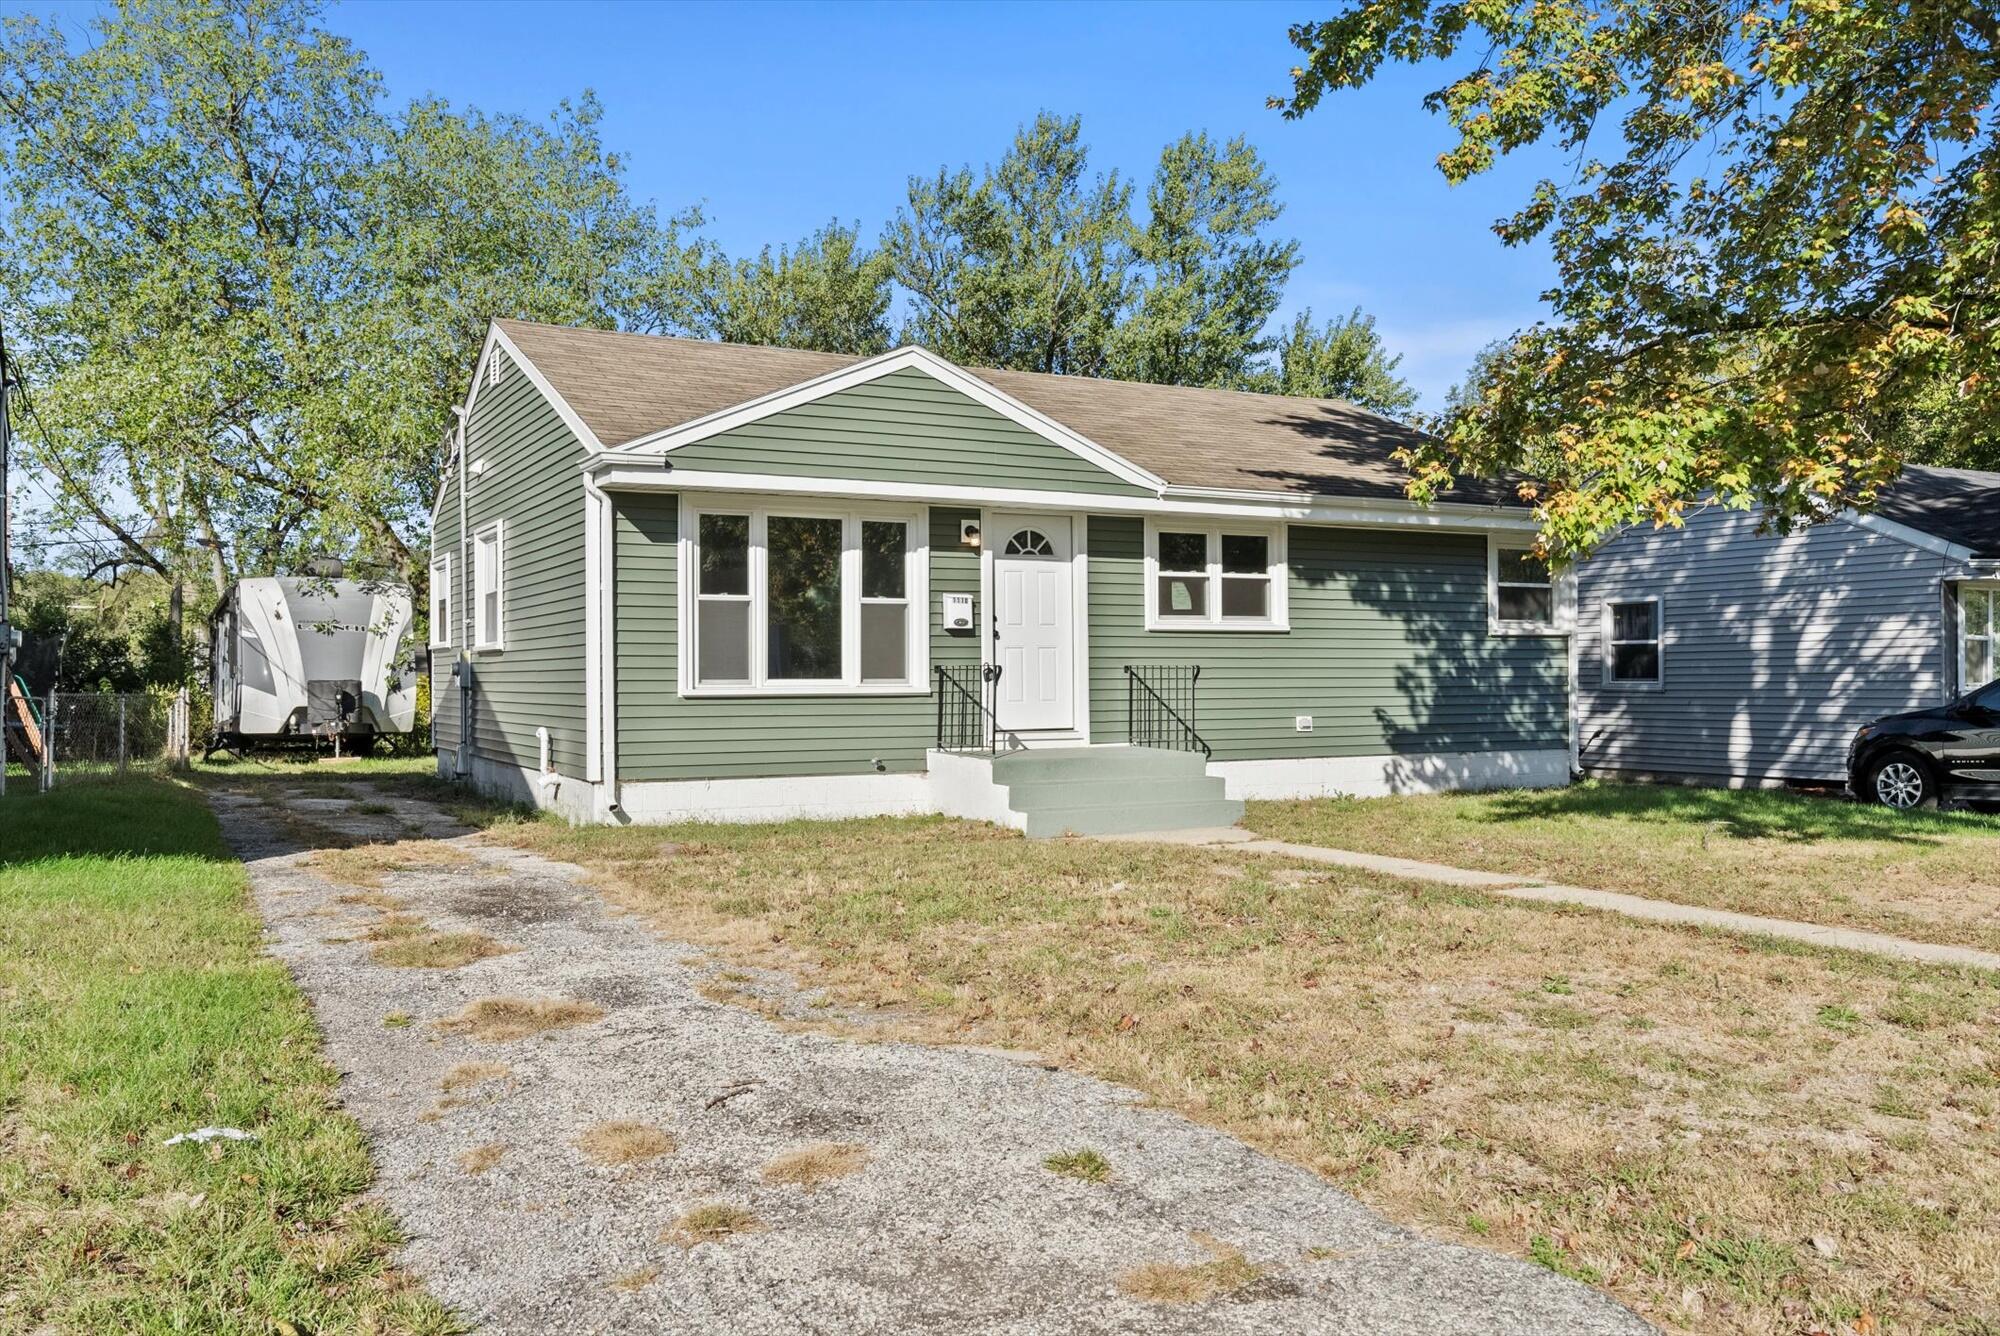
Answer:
[941, 592, 975, 632]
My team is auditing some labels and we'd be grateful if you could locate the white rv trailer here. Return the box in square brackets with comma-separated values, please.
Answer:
[209, 577, 418, 749]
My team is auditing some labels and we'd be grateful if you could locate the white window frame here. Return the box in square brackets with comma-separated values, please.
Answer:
[1601, 595, 1663, 689]
[429, 555, 451, 648]
[678, 495, 930, 697]
[472, 520, 504, 652]
[486, 348, 505, 388]
[1488, 534, 1565, 635]
[1959, 581, 1999, 692]
[1142, 519, 1288, 631]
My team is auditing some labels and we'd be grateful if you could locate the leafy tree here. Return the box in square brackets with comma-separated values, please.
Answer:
[0, 0, 702, 628]
[884, 111, 1135, 375]
[1277, 2, 2000, 555]
[1263, 307, 1419, 417]
[1113, 133, 1298, 388]
[696, 220, 894, 355]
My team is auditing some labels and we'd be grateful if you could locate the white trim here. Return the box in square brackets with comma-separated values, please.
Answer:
[428, 554, 452, 648]
[983, 511, 1091, 739]
[676, 493, 930, 698]
[1486, 533, 1564, 636]
[1210, 748, 1572, 800]
[583, 478, 611, 784]
[1954, 579, 1999, 694]
[467, 324, 607, 453]
[608, 345, 1167, 494]
[1142, 518, 1289, 632]
[1600, 594, 1663, 689]
[472, 519, 505, 652]
[588, 464, 1544, 533]
[611, 771, 934, 825]
[1844, 509, 1980, 564]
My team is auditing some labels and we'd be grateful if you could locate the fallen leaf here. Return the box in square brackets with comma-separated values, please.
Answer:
[1674, 1239, 1697, 1262]
[1115, 1013, 1137, 1032]
[1810, 1234, 1839, 1260]
[1854, 1312, 1876, 1335]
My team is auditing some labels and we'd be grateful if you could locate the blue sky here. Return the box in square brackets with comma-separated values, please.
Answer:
[340, 0, 1562, 410]
[13, 0, 1563, 409]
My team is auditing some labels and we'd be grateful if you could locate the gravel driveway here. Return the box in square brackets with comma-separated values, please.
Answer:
[214, 782, 1653, 1336]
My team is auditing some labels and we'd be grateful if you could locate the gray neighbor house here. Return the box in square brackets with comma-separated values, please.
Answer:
[1575, 465, 2000, 787]
[427, 319, 1998, 831]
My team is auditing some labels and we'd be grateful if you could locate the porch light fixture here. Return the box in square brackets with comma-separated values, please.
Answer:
[960, 520, 981, 549]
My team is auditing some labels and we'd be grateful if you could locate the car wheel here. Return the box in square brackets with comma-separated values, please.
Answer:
[1867, 751, 1935, 810]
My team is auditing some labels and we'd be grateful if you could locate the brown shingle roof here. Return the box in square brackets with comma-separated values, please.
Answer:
[494, 319, 1525, 508]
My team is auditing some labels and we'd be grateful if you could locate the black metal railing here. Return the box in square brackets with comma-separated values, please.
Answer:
[935, 662, 1003, 753]
[1124, 664, 1210, 758]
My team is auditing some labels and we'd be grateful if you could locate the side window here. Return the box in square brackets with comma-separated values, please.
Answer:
[1603, 598, 1662, 685]
[472, 522, 503, 650]
[429, 556, 451, 647]
[1491, 540, 1556, 631]
[1962, 586, 1995, 690]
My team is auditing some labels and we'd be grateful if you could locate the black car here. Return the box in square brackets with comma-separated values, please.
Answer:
[1848, 680, 2000, 809]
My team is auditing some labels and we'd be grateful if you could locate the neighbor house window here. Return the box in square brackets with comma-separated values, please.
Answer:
[429, 555, 451, 648]
[686, 501, 926, 694]
[1603, 598, 1661, 685]
[1144, 522, 1286, 630]
[472, 521, 503, 650]
[1490, 538, 1558, 632]
[1963, 585, 1998, 689]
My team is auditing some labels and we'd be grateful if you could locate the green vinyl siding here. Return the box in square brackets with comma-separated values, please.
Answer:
[663, 367, 1149, 496]
[611, 495, 981, 781]
[1088, 516, 1568, 761]
[429, 360, 587, 776]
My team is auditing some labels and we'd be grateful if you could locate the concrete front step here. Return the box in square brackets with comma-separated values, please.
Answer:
[992, 744, 1240, 838]
[991, 744, 1210, 784]
[1021, 798, 1245, 839]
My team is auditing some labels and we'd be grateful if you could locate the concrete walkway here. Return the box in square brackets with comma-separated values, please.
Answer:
[216, 784, 1653, 1336]
[1115, 828, 2000, 973]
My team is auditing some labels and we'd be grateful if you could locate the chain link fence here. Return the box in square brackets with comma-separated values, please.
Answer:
[4, 689, 208, 789]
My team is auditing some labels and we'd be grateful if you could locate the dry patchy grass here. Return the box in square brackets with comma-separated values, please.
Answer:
[485, 813, 2000, 1335]
[1247, 782, 2000, 953]
[609, 1265, 660, 1292]
[439, 1061, 511, 1092]
[336, 890, 407, 911]
[577, 1120, 675, 1165]
[364, 913, 430, 942]
[311, 840, 477, 889]
[455, 1143, 506, 1174]
[760, 1141, 868, 1190]
[1043, 1148, 1112, 1184]
[371, 931, 512, 970]
[661, 1203, 761, 1247]
[434, 996, 605, 1042]
[1118, 1235, 1261, 1304]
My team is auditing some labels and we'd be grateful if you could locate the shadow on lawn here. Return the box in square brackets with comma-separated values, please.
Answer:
[1472, 781, 2000, 847]
[0, 770, 243, 868]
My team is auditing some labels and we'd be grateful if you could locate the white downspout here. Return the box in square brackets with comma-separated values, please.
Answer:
[584, 471, 619, 818]
[452, 404, 471, 778]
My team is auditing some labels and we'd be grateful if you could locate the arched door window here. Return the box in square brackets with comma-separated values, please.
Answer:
[1003, 529, 1055, 557]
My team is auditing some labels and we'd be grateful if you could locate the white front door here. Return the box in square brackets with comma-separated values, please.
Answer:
[991, 514, 1075, 732]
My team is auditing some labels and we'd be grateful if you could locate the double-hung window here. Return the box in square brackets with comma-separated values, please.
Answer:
[1603, 598, 1662, 685]
[687, 501, 926, 694]
[1962, 585, 1998, 690]
[1490, 538, 1559, 633]
[1145, 522, 1286, 630]
[429, 555, 451, 648]
[472, 522, 503, 650]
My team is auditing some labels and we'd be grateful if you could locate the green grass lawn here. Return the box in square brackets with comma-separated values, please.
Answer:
[0, 772, 456, 1334]
[1245, 781, 2000, 953]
